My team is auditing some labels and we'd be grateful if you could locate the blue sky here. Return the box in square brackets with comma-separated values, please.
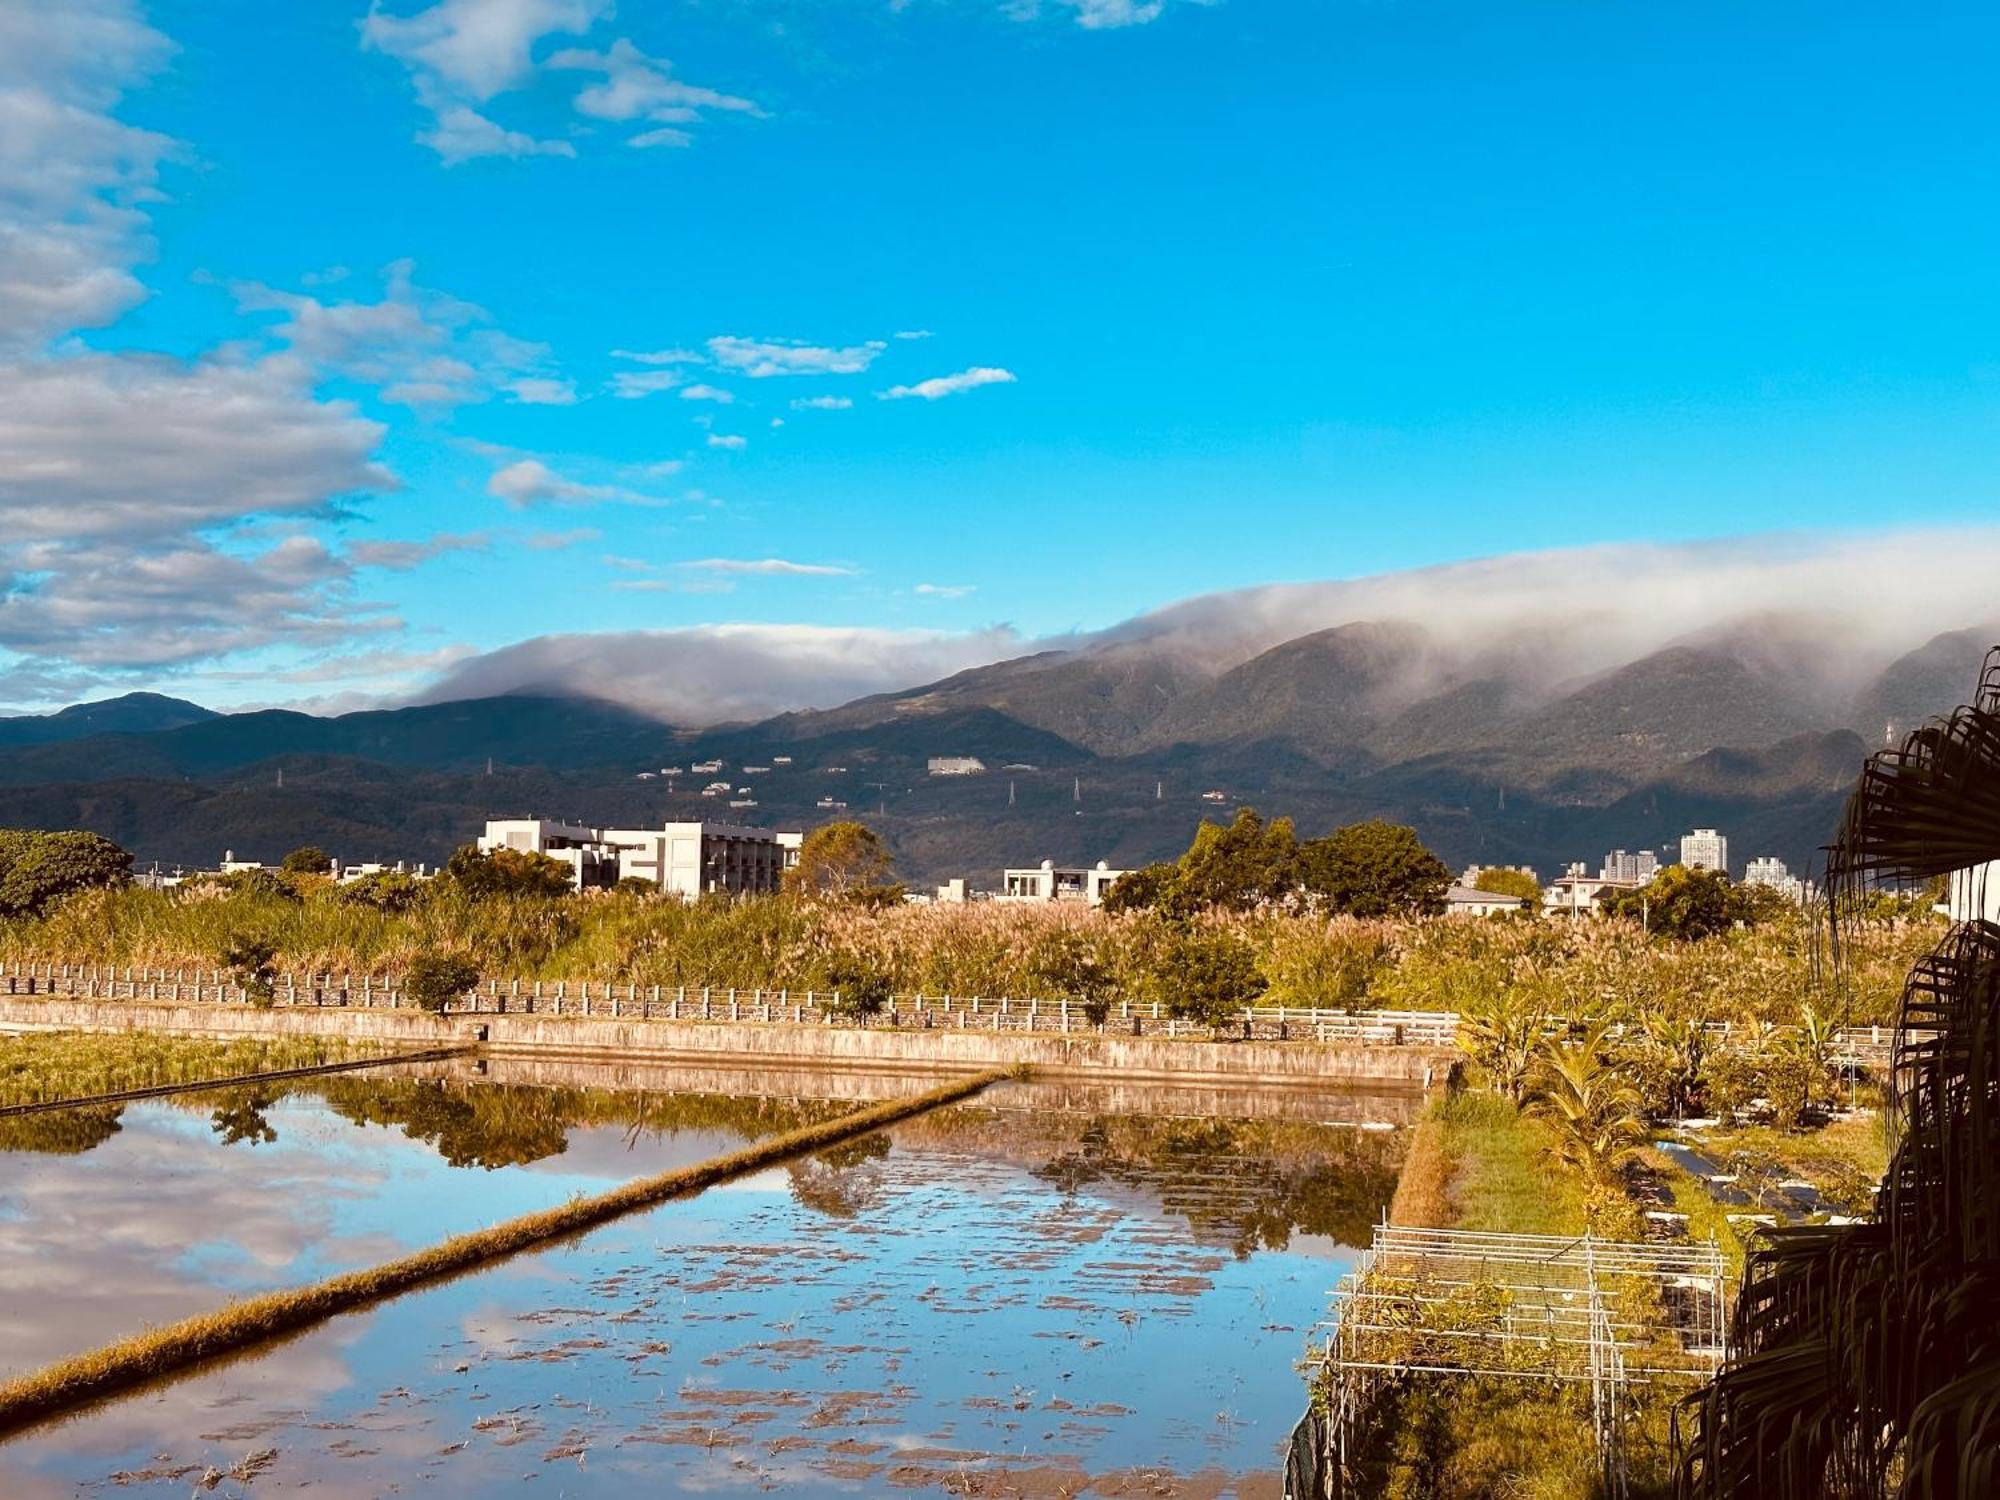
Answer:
[3, 0, 1998, 715]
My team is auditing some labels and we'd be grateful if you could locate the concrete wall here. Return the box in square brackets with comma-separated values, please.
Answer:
[0, 995, 1448, 1088]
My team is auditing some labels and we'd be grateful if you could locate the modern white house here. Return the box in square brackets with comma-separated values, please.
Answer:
[1543, 864, 1644, 916]
[477, 818, 800, 896]
[1443, 883, 1529, 918]
[998, 859, 1126, 905]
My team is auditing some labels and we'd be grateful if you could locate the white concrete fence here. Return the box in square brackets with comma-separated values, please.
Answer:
[0, 960, 1896, 1059]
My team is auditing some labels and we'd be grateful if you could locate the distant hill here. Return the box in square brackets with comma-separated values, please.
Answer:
[0, 692, 217, 748]
[0, 623, 1988, 884]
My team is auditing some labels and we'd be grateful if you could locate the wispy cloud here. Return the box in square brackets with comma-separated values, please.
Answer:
[879, 366, 1018, 401]
[609, 369, 684, 399]
[348, 532, 490, 569]
[680, 383, 735, 403]
[790, 395, 853, 411]
[914, 582, 976, 598]
[680, 557, 856, 577]
[706, 432, 747, 450]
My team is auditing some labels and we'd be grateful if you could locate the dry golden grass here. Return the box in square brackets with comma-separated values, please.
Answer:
[0, 1065, 1014, 1438]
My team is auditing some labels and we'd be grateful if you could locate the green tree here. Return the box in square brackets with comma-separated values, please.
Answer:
[339, 870, 426, 912]
[445, 844, 574, 899]
[279, 845, 333, 876]
[405, 952, 481, 1013]
[1028, 928, 1118, 1025]
[0, 829, 132, 917]
[1172, 807, 1299, 912]
[1099, 862, 1178, 916]
[782, 821, 903, 905]
[1298, 820, 1451, 918]
[1601, 864, 1735, 940]
[1472, 866, 1541, 910]
[1153, 927, 1268, 1025]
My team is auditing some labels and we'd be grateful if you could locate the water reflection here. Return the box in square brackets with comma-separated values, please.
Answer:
[0, 1061, 1405, 1495]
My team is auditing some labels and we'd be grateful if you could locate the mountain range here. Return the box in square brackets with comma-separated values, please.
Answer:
[0, 621, 1989, 886]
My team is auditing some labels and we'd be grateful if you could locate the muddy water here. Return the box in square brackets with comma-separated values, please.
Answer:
[0, 1064, 1404, 1497]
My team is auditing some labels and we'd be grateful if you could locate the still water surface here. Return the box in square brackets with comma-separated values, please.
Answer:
[0, 1061, 1404, 1497]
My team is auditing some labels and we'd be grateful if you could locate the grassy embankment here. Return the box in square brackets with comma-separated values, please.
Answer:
[1359, 1091, 1644, 1500]
[0, 1031, 371, 1108]
[0, 1065, 1017, 1438]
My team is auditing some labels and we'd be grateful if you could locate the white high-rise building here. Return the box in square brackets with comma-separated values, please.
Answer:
[1743, 856, 1790, 888]
[1680, 828, 1729, 874]
[1600, 849, 1659, 884]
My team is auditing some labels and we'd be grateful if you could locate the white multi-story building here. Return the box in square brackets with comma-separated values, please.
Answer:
[927, 756, 987, 777]
[1743, 856, 1789, 887]
[476, 818, 620, 889]
[477, 818, 799, 896]
[998, 859, 1125, 905]
[1680, 828, 1729, 874]
[1600, 849, 1660, 883]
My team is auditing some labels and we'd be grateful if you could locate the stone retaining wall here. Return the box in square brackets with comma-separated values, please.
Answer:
[0, 995, 1446, 1087]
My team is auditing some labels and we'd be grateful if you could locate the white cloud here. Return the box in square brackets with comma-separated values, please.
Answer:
[707, 335, 887, 378]
[878, 365, 1018, 400]
[1069, 0, 1166, 26]
[0, 4, 416, 687]
[0, 355, 389, 541]
[790, 395, 853, 411]
[609, 368, 684, 398]
[681, 558, 855, 577]
[706, 432, 747, 450]
[506, 376, 577, 404]
[417, 623, 1025, 723]
[0, 0, 175, 350]
[485, 457, 654, 508]
[548, 37, 759, 147]
[231, 260, 569, 410]
[679, 383, 735, 403]
[915, 583, 976, 598]
[363, 2, 755, 161]
[893, 329, 934, 340]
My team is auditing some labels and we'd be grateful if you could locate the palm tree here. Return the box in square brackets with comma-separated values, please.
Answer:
[1678, 646, 2000, 1497]
[1528, 1022, 1647, 1187]
[1458, 991, 1543, 1103]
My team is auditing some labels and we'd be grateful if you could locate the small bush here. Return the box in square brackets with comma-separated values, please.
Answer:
[220, 934, 279, 1007]
[405, 952, 480, 1014]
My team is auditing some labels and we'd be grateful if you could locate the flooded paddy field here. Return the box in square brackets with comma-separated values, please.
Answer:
[0, 1046, 1408, 1497]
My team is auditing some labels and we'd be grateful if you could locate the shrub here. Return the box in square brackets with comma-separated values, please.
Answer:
[220, 934, 279, 1006]
[338, 871, 425, 913]
[405, 952, 481, 1014]
[820, 954, 892, 1017]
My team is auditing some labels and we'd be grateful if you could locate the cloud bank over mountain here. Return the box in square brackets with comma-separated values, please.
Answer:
[410, 528, 2000, 725]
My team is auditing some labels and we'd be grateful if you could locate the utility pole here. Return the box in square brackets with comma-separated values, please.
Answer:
[1073, 776, 1081, 803]
[1008, 780, 1016, 807]
[864, 781, 888, 817]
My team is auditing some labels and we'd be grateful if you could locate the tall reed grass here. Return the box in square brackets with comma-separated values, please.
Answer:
[0, 883, 1938, 1025]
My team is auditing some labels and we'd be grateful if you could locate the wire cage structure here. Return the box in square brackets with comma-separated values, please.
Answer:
[1289, 1222, 1730, 1500]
